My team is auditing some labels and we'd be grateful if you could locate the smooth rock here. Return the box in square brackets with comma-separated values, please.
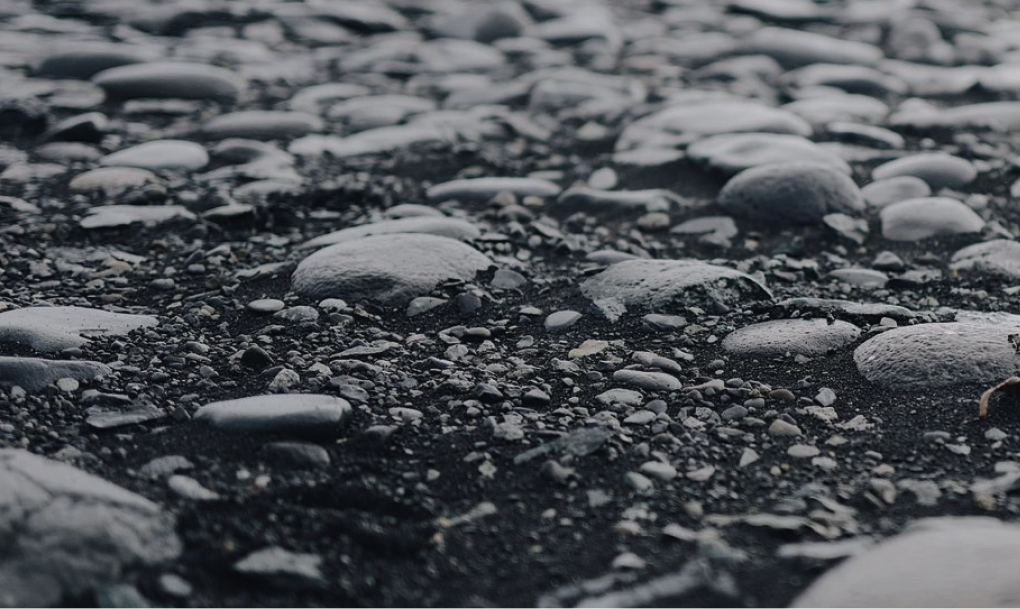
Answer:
[880, 197, 984, 241]
[718, 161, 864, 224]
[0, 449, 181, 607]
[739, 26, 884, 68]
[92, 62, 245, 102]
[100, 140, 208, 171]
[427, 177, 561, 204]
[614, 369, 682, 392]
[0, 357, 111, 390]
[68, 166, 160, 195]
[81, 205, 197, 229]
[545, 310, 582, 333]
[861, 176, 931, 208]
[289, 125, 448, 158]
[194, 394, 352, 436]
[854, 322, 1020, 388]
[0, 306, 158, 351]
[201, 111, 324, 140]
[722, 319, 862, 357]
[687, 132, 851, 176]
[300, 217, 480, 250]
[292, 234, 492, 306]
[872, 153, 978, 190]
[951, 240, 1020, 280]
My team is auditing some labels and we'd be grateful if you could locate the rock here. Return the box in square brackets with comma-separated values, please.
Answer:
[828, 268, 888, 288]
[783, 63, 908, 97]
[291, 234, 492, 306]
[0, 449, 181, 607]
[615, 369, 682, 392]
[0, 357, 111, 390]
[722, 319, 861, 357]
[234, 547, 325, 588]
[68, 166, 160, 195]
[545, 310, 582, 332]
[788, 444, 820, 458]
[670, 216, 738, 247]
[36, 45, 153, 79]
[854, 322, 1020, 388]
[596, 388, 644, 407]
[81, 205, 197, 229]
[427, 2, 531, 43]
[39, 111, 108, 143]
[300, 217, 480, 250]
[100, 140, 208, 171]
[872, 153, 977, 190]
[890, 101, 1020, 132]
[687, 132, 851, 176]
[290, 124, 449, 158]
[168, 475, 220, 501]
[201, 111, 324, 140]
[0, 306, 158, 351]
[880, 197, 984, 241]
[92, 62, 245, 102]
[581, 259, 772, 320]
[194, 394, 352, 436]
[861, 176, 932, 208]
[950, 240, 1020, 280]
[769, 419, 802, 437]
[426, 177, 561, 204]
[491, 269, 527, 290]
[728, 0, 826, 21]
[554, 188, 680, 215]
[261, 442, 331, 469]
[739, 26, 884, 68]
[782, 94, 890, 127]
[791, 518, 1020, 608]
[718, 161, 864, 225]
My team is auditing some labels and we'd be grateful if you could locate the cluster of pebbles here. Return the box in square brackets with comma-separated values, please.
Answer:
[7, 0, 1020, 606]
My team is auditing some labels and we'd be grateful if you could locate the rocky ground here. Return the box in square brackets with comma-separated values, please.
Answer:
[7, 0, 1020, 606]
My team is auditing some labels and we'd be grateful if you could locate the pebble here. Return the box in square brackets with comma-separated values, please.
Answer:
[301, 216, 481, 250]
[625, 471, 654, 493]
[718, 161, 864, 225]
[687, 132, 851, 176]
[639, 461, 678, 481]
[544, 310, 582, 333]
[427, 177, 561, 204]
[0, 356, 111, 390]
[872, 153, 978, 190]
[815, 388, 837, 407]
[0, 449, 180, 606]
[234, 547, 325, 588]
[291, 234, 492, 306]
[81, 205, 197, 229]
[613, 370, 683, 392]
[92, 61, 245, 101]
[247, 299, 286, 314]
[194, 394, 352, 436]
[100, 140, 208, 171]
[624, 410, 657, 426]
[596, 388, 645, 407]
[739, 26, 884, 68]
[788, 444, 820, 458]
[68, 166, 160, 195]
[168, 475, 220, 501]
[201, 111, 324, 141]
[880, 197, 985, 241]
[0, 306, 158, 351]
[722, 319, 861, 357]
[861, 176, 933, 208]
[950, 240, 1020, 280]
[769, 419, 803, 437]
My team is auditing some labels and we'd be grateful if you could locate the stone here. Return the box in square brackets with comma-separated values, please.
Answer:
[0, 357, 111, 390]
[861, 176, 932, 208]
[292, 234, 492, 306]
[0, 306, 158, 351]
[687, 132, 851, 176]
[300, 217, 480, 250]
[81, 205, 197, 229]
[92, 62, 245, 102]
[718, 161, 864, 225]
[290, 125, 449, 158]
[234, 547, 324, 588]
[854, 322, 1020, 388]
[791, 518, 1020, 608]
[69, 166, 160, 195]
[0, 449, 181, 607]
[613, 370, 682, 392]
[722, 319, 861, 357]
[427, 177, 561, 204]
[428, 2, 530, 43]
[782, 63, 908, 97]
[828, 268, 888, 288]
[581, 259, 771, 320]
[781, 94, 890, 127]
[194, 394, 352, 436]
[739, 26, 884, 69]
[545, 310, 582, 333]
[100, 140, 208, 171]
[951, 240, 1020, 280]
[595, 388, 644, 407]
[201, 111, 323, 141]
[880, 197, 984, 241]
[872, 153, 977, 190]
[261, 442, 331, 469]
[36, 45, 153, 79]
[554, 188, 680, 215]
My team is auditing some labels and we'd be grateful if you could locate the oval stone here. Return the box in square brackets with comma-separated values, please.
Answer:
[723, 319, 862, 357]
[872, 153, 978, 190]
[194, 394, 352, 436]
[950, 240, 1020, 280]
[880, 197, 984, 241]
[92, 62, 245, 102]
[718, 161, 865, 224]
[100, 140, 208, 171]
[687, 132, 851, 176]
[299, 217, 481, 250]
[861, 176, 931, 208]
[201, 111, 324, 140]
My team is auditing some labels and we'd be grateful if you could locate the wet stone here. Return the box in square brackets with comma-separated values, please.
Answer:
[718, 161, 864, 225]
[739, 26, 884, 69]
[722, 319, 862, 357]
[613, 370, 682, 392]
[545, 310, 582, 333]
[880, 197, 984, 242]
[81, 205, 197, 229]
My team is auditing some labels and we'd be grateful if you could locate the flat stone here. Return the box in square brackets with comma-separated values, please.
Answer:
[427, 2, 531, 43]
[890, 101, 1020, 132]
[201, 111, 324, 141]
[687, 132, 851, 176]
[234, 546, 324, 588]
[614, 370, 682, 392]
[951, 240, 1020, 280]
[781, 94, 890, 127]
[595, 388, 644, 407]
[880, 197, 984, 241]
[722, 319, 861, 357]
[92, 61, 245, 102]
[872, 153, 977, 190]
[783, 63, 908, 97]
[292, 234, 492, 306]
[0, 357, 111, 390]
[739, 26, 883, 69]
[289, 125, 448, 158]
[861, 176, 932, 208]
[36, 44, 154, 79]
[792, 518, 1020, 608]
[427, 177, 561, 204]
[545, 310, 582, 333]
[81, 205, 197, 229]
[718, 161, 864, 224]
[0, 306, 158, 351]
[194, 394, 352, 436]
[828, 268, 888, 288]
[554, 188, 680, 215]
[0, 449, 181, 607]
[854, 322, 1020, 388]
[581, 259, 772, 320]
[100, 140, 208, 171]
[68, 166, 160, 195]
[300, 217, 480, 250]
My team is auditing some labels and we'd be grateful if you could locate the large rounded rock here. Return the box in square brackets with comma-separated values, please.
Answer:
[722, 319, 861, 357]
[292, 234, 492, 305]
[0, 449, 181, 607]
[718, 161, 865, 224]
[687, 132, 851, 176]
[854, 322, 1020, 388]
[880, 197, 984, 241]
[951, 239, 1020, 279]
[300, 217, 481, 250]
[92, 62, 244, 102]
[0, 306, 159, 351]
[792, 518, 1020, 607]
[194, 394, 352, 436]
[872, 153, 978, 190]
[580, 259, 772, 320]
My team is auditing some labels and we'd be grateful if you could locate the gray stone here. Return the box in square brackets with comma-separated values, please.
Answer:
[722, 319, 861, 357]
[554, 187, 680, 215]
[880, 197, 984, 241]
[739, 27, 883, 69]
[545, 310, 582, 332]
[950, 240, 1020, 280]
[776, 297, 915, 322]
[234, 546, 324, 588]
[202, 111, 324, 141]
[194, 394, 352, 436]
[596, 388, 644, 407]
[81, 205, 197, 229]
[100, 140, 208, 171]
[0, 306, 158, 351]
[861, 176, 932, 208]
[0, 357, 111, 390]
[781, 94, 889, 127]
[581, 259, 771, 320]
[854, 322, 1020, 388]
[292, 234, 492, 306]
[890, 101, 1020, 132]
[828, 268, 888, 288]
[69, 167, 160, 195]
[299, 217, 480, 250]
[290, 125, 449, 159]
[428, 2, 531, 43]
[718, 161, 864, 225]
[427, 177, 561, 204]
[782, 63, 908, 97]
[872, 153, 978, 190]
[792, 518, 1020, 608]
[613, 370, 682, 392]
[92, 61, 245, 102]
[687, 132, 851, 176]
[0, 449, 181, 607]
